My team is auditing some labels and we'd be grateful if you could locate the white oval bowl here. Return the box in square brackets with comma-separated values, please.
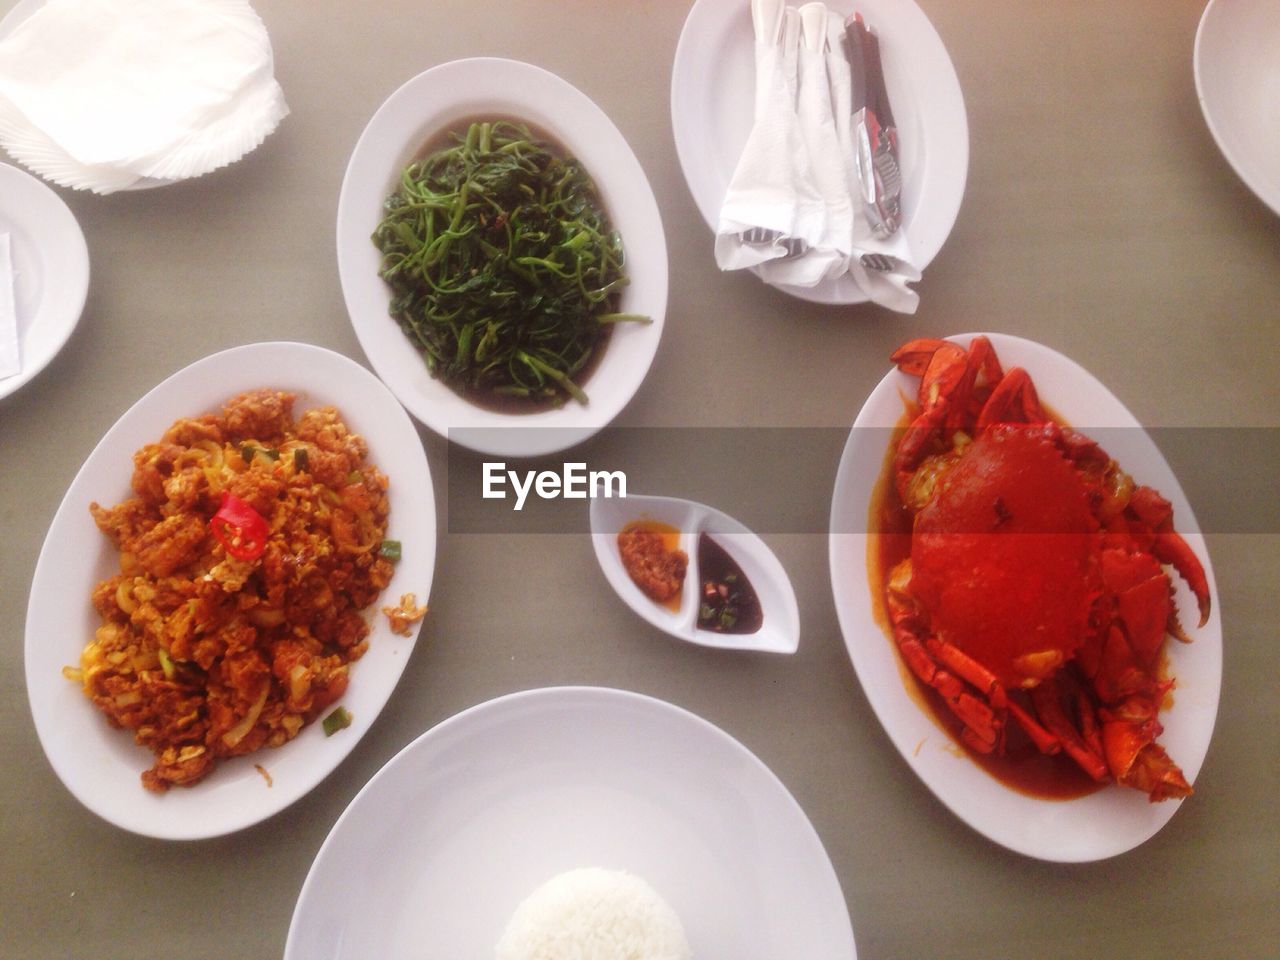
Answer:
[337, 58, 668, 457]
[1194, 0, 1280, 216]
[24, 342, 437, 839]
[590, 494, 799, 654]
[828, 332, 1222, 861]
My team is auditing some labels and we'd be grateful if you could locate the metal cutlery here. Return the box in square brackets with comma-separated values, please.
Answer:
[844, 13, 901, 238]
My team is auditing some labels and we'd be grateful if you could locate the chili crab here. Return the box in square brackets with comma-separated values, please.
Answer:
[883, 336, 1210, 802]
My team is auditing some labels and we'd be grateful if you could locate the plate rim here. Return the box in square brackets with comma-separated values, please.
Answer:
[23, 340, 437, 839]
[285, 684, 856, 959]
[669, 0, 969, 306]
[0, 161, 89, 401]
[826, 331, 1223, 862]
[336, 56, 668, 458]
[1192, 0, 1280, 217]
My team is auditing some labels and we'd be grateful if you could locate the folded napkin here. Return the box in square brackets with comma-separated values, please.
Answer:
[0, 233, 17, 379]
[757, 2, 848, 288]
[0, 0, 287, 193]
[715, 0, 823, 270]
[715, 0, 921, 313]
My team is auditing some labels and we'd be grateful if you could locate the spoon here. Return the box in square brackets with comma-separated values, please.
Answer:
[589, 494, 800, 654]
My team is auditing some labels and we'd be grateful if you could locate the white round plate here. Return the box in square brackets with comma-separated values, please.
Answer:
[1194, 0, 1280, 216]
[0, 162, 88, 400]
[285, 686, 855, 959]
[589, 493, 800, 654]
[24, 342, 437, 839]
[828, 333, 1222, 861]
[337, 58, 668, 458]
[671, 0, 968, 305]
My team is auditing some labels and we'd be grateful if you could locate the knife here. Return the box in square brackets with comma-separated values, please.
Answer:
[844, 13, 901, 237]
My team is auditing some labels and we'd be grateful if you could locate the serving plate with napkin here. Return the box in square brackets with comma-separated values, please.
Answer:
[671, 0, 967, 311]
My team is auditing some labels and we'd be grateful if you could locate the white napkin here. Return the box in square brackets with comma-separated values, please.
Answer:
[757, 3, 848, 288]
[0, 0, 287, 193]
[715, 0, 823, 269]
[715, 1, 922, 313]
[0, 233, 18, 379]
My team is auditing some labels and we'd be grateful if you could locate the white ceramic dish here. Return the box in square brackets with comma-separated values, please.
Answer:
[671, 0, 968, 305]
[0, 161, 88, 400]
[24, 342, 437, 839]
[828, 332, 1222, 862]
[1194, 0, 1280, 216]
[285, 686, 855, 960]
[337, 58, 668, 458]
[590, 494, 799, 654]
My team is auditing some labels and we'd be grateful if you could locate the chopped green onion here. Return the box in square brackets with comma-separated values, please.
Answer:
[240, 444, 280, 463]
[157, 648, 175, 680]
[322, 706, 353, 737]
[379, 539, 402, 561]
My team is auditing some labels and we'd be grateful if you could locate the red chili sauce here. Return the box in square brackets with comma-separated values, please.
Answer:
[618, 520, 686, 613]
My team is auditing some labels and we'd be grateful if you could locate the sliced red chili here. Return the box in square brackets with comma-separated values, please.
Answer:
[210, 491, 269, 561]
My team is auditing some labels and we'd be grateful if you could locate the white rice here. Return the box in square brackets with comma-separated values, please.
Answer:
[495, 867, 692, 960]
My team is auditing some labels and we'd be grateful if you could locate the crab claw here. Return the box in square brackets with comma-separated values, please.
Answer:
[891, 338, 1007, 487]
[1152, 531, 1211, 629]
[1128, 487, 1211, 628]
[1101, 701, 1193, 802]
[976, 366, 1047, 429]
[891, 338, 958, 376]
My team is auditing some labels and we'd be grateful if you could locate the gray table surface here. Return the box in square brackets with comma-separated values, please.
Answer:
[2, 1, 1277, 958]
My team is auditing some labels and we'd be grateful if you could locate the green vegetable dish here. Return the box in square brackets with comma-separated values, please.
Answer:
[372, 119, 648, 409]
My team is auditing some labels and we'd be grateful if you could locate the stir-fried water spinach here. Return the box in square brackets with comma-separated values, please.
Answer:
[373, 120, 646, 406]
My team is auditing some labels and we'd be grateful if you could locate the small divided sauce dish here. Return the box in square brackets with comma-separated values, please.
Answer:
[590, 494, 799, 654]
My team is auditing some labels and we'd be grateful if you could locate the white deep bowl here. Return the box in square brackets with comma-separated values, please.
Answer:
[337, 58, 668, 458]
[1194, 0, 1280, 215]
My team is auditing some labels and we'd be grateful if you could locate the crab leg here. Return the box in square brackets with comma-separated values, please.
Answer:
[894, 631, 1002, 751]
[887, 563, 1003, 751]
[1028, 680, 1110, 781]
[1005, 699, 1062, 756]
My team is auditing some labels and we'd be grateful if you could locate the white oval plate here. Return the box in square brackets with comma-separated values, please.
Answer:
[1194, 0, 1280, 216]
[0, 162, 89, 400]
[828, 333, 1222, 861]
[285, 686, 855, 960]
[337, 58, 668, 458]
[590, 494, 799, 654]
[671, 0, 968, 305]
[24, 342, 437, 839]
